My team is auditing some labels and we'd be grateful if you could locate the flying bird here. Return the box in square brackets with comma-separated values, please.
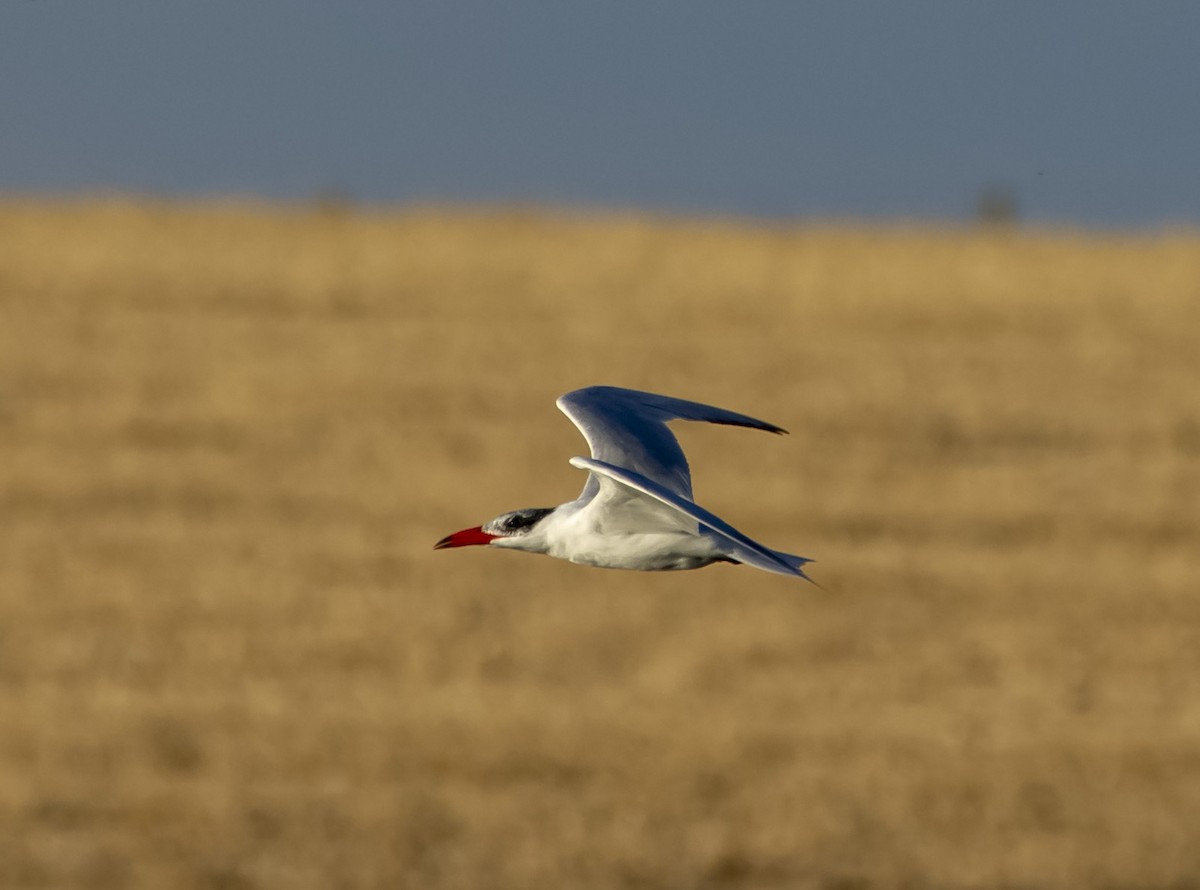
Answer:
[435, 386, 814, 580]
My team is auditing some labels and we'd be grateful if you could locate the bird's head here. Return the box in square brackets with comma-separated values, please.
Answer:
[434, 507, 554, 551]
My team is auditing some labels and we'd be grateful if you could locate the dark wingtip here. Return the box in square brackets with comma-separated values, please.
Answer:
[710, 419, 788, 435]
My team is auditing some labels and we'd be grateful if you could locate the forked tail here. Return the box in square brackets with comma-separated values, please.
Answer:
[769, 550, 820, 586]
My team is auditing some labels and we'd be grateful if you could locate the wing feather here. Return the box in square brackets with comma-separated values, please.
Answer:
[569, 456, 808, 578]
[557, 386, 786, 499]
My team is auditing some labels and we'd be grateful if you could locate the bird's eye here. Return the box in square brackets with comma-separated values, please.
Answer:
[495, 508, 550, 534]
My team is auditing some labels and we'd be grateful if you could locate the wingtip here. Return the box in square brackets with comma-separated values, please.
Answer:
[710, 418, 789, 436]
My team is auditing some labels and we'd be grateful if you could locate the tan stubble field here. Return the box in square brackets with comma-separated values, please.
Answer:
[0, 200, 1198, 889]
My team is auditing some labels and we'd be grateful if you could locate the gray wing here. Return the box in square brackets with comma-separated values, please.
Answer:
[556, 386, 786, 500]
[569, 457, 810, 579]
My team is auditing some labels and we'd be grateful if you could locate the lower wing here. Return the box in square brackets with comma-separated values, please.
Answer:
[569, 456, 814, 580]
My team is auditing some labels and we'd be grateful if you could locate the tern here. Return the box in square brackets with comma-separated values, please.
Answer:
[435, 386, 814, 580]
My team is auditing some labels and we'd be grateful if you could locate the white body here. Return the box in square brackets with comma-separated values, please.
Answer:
[505, 497, 727, 571]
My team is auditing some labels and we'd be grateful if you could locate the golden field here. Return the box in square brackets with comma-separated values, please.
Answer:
[0, 199, 1198, 889]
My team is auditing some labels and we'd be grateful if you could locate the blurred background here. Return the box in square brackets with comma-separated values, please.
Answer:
[5, 1, 1200, 225]
[2, 3, 1199, 889]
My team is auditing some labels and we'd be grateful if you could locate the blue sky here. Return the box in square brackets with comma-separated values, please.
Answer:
[3, 2, 1198, 226]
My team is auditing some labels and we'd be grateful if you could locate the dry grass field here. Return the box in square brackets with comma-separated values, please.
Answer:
[1, 198, 1198, 889]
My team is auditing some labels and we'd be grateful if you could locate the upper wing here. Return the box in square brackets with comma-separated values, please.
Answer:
[569, 456, 808, 578]
[556, 386, 786, 500]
